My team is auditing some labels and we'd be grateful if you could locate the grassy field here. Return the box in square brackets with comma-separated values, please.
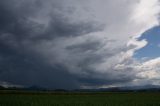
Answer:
[0, 91, 160, 106]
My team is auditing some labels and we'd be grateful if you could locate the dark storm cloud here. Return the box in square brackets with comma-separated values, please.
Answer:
[0, 0, 154, 89]
[45, 14, 103, 39]
[0, 0, 106, 89]
[78, 77, 133, 87]
[0, 0, 103, 42]
[0, 41, 79, 89]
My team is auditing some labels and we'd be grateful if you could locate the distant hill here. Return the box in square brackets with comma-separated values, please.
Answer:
[75, 85, 160, 92]
[0, 85, 5, 90]
[26, 85, 46, 91]
[1, 84, 160, 92]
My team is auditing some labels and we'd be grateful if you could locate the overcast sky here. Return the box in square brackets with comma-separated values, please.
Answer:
[0, 0, 160, 89]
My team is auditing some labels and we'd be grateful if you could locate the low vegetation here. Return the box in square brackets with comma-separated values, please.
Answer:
[0, 91, 160, 106]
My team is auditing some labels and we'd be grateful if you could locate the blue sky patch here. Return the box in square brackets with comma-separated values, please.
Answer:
[135, 26, 160, 59]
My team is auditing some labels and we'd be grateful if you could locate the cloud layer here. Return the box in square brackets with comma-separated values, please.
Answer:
[0, 0, 160, 89]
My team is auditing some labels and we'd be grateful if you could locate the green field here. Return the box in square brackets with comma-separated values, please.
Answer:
[0, 91, 160, 106]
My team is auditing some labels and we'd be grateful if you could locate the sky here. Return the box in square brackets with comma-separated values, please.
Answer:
[135, 26, 160, 59]
[0, 0, 160, 89]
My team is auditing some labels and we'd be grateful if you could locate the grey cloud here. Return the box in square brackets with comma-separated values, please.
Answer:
[0, 0, 103, 41]
[0, 0, 159, 89]
[0, 42, 79, 89]
[0, 0, 106, 89]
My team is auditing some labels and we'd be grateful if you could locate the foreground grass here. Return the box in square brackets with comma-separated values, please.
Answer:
[0, 91, 160, 106]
